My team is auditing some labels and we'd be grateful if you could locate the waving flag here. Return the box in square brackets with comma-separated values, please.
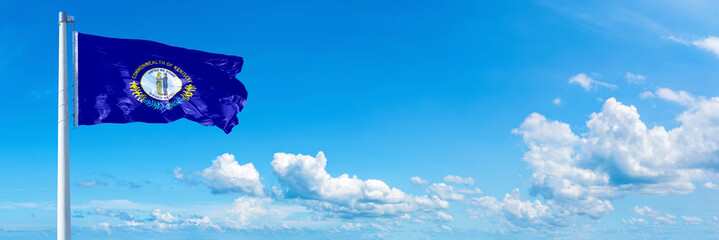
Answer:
[74, 32, 247, 133]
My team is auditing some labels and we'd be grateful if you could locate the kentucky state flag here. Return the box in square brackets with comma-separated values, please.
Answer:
[74, 32, 247, 133]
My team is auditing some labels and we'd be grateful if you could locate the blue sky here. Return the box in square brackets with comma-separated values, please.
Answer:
[2, 0, 719, 239]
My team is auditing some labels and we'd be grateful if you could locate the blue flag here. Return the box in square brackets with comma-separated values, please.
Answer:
[75, 32, 247, 133]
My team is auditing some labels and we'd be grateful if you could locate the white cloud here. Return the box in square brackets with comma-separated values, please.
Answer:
[201, 153, 265, 196]
[74, 199, 167, 211]
[669, 36, 719, 58]
[173, 167, 184, 180]
[88, 206, 220, 232]
[172, 167, 202, 185]
[93, 222, 111, 234]
[151, 209, 178, 223]
[271, 152, 449, 218]
[0, 201, 53, 210]
[710, 216, 719, 227]
[223, 196, 307, 230]
[681, 216, 703, 225]
[436, 211, 454, 222]
[173, 167, 200, 185]
[443, 175, 474, 185]
[419, 211, 454, 222]
[93, 208, 135, 221]
[183, 216, 220, 230]
[224, 196, 271, 229]
[424, 183, 483, 201]
[703, 182, 719, 190]
[77, 180, 107, 187]
[693, 36, 719, 58]
[491, 93, 719, 227]
[622, 217, 648, 226]
[655, 88, 696, 106]
[656, 216, 677, 225]
[639, 91, 655, 99]
[339, 222, 362, 231]
[631, 205, 653, 216]
[517, 96, 719, 196]
[440, 225, 452, 231]
[626, 72, 646, 84]
[470, 189, 560, 227]
[553, 98, 561, 105]
[569, 73, 616, 91]
[124, 220, 144, 227]
[10, 202, 40, 208]
[410, 176, 429, 185]
[632, 206, 677, 225]
[666, 35, 689, 45]
[426, 183, 465, 201]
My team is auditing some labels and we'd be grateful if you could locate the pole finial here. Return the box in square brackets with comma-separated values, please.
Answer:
[59, 12, 74, 23]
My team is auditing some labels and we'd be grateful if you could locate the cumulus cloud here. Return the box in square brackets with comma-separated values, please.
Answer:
[626, 72, 646, 84]
[669, 36, 719, 58]
[86, 207, 219, 232]
[173, 167, 184, 180]
[553, 98, 561, 105]
[640, 87, 701, 107]
[201, 153, 265, 196]
[173, 167, 200, 185]
[569, 73, 616, 91]
[681, 216, 703, 225]
[520, 96, 719, 194]
[438, 224, 452, 232]
[435, 211, 454, 222]
[151, 209, 178, 223]
[478, 92, 719, 227]
[93, 222, 111, 234]
[224, 196, 271, 229]
[632, 206, 677, 225]
[124, 220, 143, 227]
[223, 196, 307, 230]
[271, 152, 449, 218]
[424, 183, 483, 201]
[443, 175, 475, 185]
[622, 217, 648, 226]
[419, 211, 454, 223]
[470, 189, 560, 228]
[339, 222, 363, 231]
[693, 36, 719, 58]
[410, 176, 429, 185]
[703, 182, 719, 190]
[655, 88, 697, 106]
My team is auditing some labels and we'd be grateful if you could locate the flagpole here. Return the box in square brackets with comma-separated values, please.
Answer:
[58, 11, 71, 240]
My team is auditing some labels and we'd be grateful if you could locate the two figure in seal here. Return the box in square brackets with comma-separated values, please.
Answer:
[155, 72, 169, 96]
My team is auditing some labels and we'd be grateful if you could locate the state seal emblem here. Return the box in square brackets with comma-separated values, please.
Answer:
[140, 68, 182, 101]
[128, 60, 197, 110]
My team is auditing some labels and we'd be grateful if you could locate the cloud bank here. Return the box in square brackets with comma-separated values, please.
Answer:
[474, 90, 719, 227]
[271, 152, 449, 218]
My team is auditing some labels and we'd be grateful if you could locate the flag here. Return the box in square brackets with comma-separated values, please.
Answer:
[74, 32, 247, 133]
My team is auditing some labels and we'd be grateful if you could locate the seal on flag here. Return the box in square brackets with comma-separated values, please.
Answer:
[128, 60, 197, 111]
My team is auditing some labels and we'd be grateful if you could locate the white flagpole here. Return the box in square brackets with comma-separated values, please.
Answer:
[58, 11, 72, 240]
